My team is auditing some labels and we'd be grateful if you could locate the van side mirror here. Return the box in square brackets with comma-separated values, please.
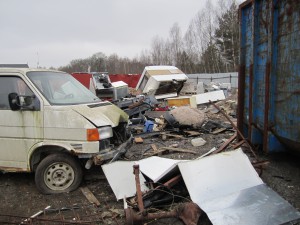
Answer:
[8, 93, 20, 111]
[8, 93, 37, 111]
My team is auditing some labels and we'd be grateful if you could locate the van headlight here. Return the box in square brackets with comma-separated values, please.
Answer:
[98, 126, 113, 139]
[86, 127, 113, 141]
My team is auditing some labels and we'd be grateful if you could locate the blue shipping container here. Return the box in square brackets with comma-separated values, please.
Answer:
[238, 0, 300, 152]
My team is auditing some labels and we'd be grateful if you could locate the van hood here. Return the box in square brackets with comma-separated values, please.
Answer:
[71, 102, 129, 127]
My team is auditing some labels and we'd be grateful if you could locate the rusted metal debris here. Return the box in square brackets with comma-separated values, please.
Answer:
[125, 202, 202, 225]
[209, 100, 258, 160]
[125, 164, 203, 225]
[133, 165, 145, 213]
[213, 133, 237, 155]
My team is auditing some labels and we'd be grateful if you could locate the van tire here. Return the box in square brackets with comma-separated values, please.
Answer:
[35, 153, 83, 194]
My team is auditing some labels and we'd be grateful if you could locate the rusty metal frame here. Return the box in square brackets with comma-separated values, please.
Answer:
[210, 101, 258, 160]
[125, 165, 202, 225]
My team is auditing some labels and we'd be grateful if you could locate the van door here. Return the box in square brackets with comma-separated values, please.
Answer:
[0, 75, 43, 171]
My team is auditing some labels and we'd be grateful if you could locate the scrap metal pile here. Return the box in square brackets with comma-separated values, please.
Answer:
[103, 149, 300, 225]
[102, 98, 300, 224]
[97, 66, 300, 224]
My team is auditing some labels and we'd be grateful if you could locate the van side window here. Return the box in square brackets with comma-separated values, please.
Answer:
[0, 77, 15, 109]
[16, 78, 34, 96]
[0, 77, 34, 110]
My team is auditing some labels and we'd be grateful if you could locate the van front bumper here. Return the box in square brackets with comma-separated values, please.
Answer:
[80, 135, 133, 167]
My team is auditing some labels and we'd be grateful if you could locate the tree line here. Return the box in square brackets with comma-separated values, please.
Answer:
[59, 0, 239, 74]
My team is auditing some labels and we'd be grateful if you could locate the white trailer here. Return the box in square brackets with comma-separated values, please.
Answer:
[136, 66, 188, 99]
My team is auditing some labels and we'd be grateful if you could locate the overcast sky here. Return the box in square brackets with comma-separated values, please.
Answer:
[0, 0, 209, 68]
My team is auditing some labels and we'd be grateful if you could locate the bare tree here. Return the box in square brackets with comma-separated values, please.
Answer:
[169, 22, 183, 67]
[151, 36, 165, 65]
[58, 0, 240, 75]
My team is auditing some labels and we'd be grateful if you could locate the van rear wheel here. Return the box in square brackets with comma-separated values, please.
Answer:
[35, 153, 83, 194]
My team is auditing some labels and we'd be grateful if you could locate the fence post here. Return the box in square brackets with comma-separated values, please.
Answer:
[197, 76, 198, 84]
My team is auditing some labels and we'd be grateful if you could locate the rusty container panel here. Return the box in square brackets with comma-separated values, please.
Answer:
[238, 0, 300, 152]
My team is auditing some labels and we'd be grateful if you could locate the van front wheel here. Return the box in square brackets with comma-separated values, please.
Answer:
[35, 153, 83, 194]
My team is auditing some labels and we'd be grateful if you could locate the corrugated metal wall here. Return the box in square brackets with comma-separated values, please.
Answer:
[238, 0, 300, 152]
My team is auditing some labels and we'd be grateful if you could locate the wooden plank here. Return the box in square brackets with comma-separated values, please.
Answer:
[151, 144, 158, 152]
[159, 147, 197, 154]
[80, 187, 101, 207]
[145, 147, 196, 157]
[134, 137, 144, 143]
[161, 133, 186, 139]
[151, 144, 161, 156]
[211, 127, 227, 134]
[183, 130, 202, 137]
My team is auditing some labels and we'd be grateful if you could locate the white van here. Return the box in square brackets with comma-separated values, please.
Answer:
[0, 68, 132, 194]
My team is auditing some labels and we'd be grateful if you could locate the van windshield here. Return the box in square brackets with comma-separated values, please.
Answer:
[27, 71, 100, 105]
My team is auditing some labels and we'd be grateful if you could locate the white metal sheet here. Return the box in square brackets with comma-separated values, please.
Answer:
[102, 161, 149, 200]
[111, 81, 128, 87]
[193, 90, 225, 105]
[138, 156, 184, 183]
[204, 184, 300, 225]
[178, 149, 300, 225]
[179, 149, 263, 204]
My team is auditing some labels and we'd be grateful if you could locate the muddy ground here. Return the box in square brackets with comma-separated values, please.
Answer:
[0, 113, 300, 224]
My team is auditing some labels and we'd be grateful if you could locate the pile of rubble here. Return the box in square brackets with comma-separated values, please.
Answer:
[74, 66, 300, 224]
[103, 91, 300, 224]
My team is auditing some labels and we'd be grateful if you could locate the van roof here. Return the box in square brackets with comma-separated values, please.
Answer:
[0, 64, 29, 68]
[0, 68, 64, 74]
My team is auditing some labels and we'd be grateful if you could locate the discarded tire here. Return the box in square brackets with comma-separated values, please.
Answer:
[35, 153, 83, 194]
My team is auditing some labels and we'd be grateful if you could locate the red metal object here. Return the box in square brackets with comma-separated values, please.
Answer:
[154, 106, 169, 111]
[71, 73, 93, 89]
[109, 74, 141, 88]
